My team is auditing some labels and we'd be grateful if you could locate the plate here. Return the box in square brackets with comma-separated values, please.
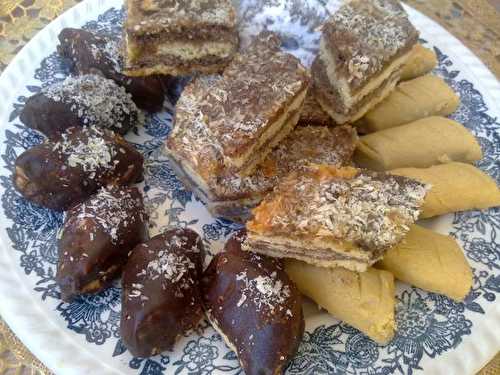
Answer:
[0, 0, 499, 374]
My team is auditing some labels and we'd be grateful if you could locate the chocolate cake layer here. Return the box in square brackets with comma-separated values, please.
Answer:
[298, 92, 335, 126]
[124, 53, 235, 76]
[125, 32, 239, 73]
[246, 236, 383, 272]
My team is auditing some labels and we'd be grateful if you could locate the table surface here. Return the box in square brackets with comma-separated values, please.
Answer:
[0, 0, 499, 374]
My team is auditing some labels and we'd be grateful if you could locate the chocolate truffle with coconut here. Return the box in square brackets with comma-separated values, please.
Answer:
[13, 126, 143, 211]
[121, 228, 205, 357]
[20, 74, 141, 139]
[202, 230, 304, 375]
[57, 185, 147, 302]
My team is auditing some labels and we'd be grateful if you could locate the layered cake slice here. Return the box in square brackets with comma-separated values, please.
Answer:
[244, 165, 428, 272]
[124, 0, 239, 76]
[166, 32, 310, 175]
[167, 117, 357, 222]
[313, 0, 418, 124]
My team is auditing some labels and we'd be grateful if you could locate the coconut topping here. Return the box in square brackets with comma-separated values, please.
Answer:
[235, 270, 291, 315]
[129, 249, 196, 301]
[146, 251, 195, 283]
[88, 36, 123, 72]
[322, 0, 418, 87]
[42, 74, 139, 130]
[52, 126, 117, 176]
[248, 166, 429, 253]
[168, 32, 309, 163]
[75, 186, 145, 244]
[126, 0, 237, 35]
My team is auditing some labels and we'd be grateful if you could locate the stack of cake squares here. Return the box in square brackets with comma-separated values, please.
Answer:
[124, 0, 425, 273]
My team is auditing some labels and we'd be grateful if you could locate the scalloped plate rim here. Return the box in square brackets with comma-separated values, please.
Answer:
[0, 0, 498, 374]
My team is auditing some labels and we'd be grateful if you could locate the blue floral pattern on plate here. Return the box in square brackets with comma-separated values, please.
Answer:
[1, 4, 499, 374]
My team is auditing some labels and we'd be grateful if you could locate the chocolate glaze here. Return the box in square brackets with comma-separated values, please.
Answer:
[20, 92, 84, 140]
[121, 228, 205, 357]
[13, 126, 143, 211]
[57, 28, 170, 112]
[57, 186, 147, 301]
[202, 230, 304, 375]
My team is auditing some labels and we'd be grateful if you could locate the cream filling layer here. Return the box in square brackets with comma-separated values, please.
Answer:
[246, 233, 378, 262]
[157, 41, 236, 60]
[253, 244, 370, 273]
[316, 72, 400, 124]
[319, 39, 413, 108]
[239, 110, 302, 176]
[228, 89, 307, 170]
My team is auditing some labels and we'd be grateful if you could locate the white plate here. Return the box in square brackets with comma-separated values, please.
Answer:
[0, 1, 499, 374]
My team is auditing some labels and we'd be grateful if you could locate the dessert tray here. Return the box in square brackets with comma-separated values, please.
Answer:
[0, 0, 499, 374]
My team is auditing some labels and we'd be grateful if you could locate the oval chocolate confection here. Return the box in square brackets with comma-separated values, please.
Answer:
[57, 28, 170, 112]
[57, 185, 147, 302]
[202, 230, 304, 375]
[121, 228, 205, 357]
[13, 126, 143, 211]
[20, 74, 141, 139]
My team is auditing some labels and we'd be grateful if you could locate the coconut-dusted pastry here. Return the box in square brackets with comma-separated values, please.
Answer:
[167, 122, 357, 222]
[202, 230, 304, 375]
[124, 0, 239, 76]
[377, 225, 473, 301]
[245, 165, 428, 272]
[356, 75, 460, 133]
[20, 74, 141, 140]
[121, 228, 205, 357]
[298, 93, 335, 126]
[400, 44, 438, 81]
[14, 126, 143, 211]
[57, 28, 168, 112]
[312, 0, 418, 124]
[57, 186, 147, 302]
[391, 162, 500, 218]
[354, 116, 483, 171]
[166, 32, 310, 176]
[286, 260, 395, 344]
